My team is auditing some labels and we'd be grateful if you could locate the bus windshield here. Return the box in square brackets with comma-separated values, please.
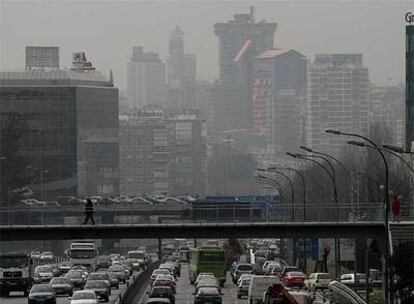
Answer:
[69, 250, 95, 259]
[0, 255, 28, 268]
[199, 251, 225, 262]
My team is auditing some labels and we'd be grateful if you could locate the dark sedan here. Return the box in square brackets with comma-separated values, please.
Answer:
[50, 277, 73, 296]
[194, 287, 222, 304]
[28, 284, 56, 304]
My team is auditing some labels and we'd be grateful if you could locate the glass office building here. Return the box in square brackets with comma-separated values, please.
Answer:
[0, 70, 119, 200]
[407, 25, 414, 151]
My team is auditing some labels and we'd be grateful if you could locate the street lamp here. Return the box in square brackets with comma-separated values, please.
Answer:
[328, 129, 390, 304]
[258, 170, 295, 221]
[287, 151, 342, 278]
[262, 166, 306, 221]
[348, 141, 414, 174]
[262, 165, 308, 272]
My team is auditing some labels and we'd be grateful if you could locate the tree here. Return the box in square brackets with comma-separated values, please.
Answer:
[207, 144, 257, 194]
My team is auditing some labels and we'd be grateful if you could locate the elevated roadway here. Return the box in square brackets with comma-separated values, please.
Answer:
[0, 221, 386, 242]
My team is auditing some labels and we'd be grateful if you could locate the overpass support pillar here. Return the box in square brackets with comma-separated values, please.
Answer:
[292, 238, 298, 266]
[101, 213, 116, 251]
[158, 238, 162, 261]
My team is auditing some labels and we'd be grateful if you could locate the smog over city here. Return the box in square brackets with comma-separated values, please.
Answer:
[0, 1, 413, 304]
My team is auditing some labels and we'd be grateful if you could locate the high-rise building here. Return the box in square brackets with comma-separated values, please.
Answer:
[168, 111, 205, 196]
[167, 26, 196, 88]
[119, 110, 170, 196]
[127, 46, 166, 109]
[166, 26, 197, 108]
[25, 46, 59, 70]
[118, 109, 205, 196]
[407, 25, 414, 151]
[306, 54, 370, 157]
[0, 69, 119, 201]
[252, 49, 306, 157]
[213, 7, 277, 131]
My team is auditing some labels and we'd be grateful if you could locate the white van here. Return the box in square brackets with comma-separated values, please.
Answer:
[247, 275, 280, 304]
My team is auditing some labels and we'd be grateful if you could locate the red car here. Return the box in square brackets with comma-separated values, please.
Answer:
[152, 278, 176, 294]
[281, 271, 307, 288]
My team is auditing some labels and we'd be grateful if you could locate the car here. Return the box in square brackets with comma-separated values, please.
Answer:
[237, 276, 250, 298]
[280, 266, 299, 277]
[107, 265, 128, 283]
[50, 277, 73, 296]
[195, 273, 216, 285]
[87, 272, 110, 288]
[153, 277, 176, 293]
[158, 263, 176, 278]
[304, 273, 331, 291]
[194, 287, 222, 304]
[84, 280, 110, 302]
[69, 290, 98, 304]
[65, 270, 87, 288]
[22, 198, 47, 207]
[97, 255, 112, 269]
[151, 269, 171, 282]
[148, 286, 175, 304]
[232, 263, 254, 283]
[31, 251, 41, 260]
[145, 298, 171, 304]
[281, 271, 307, 288]
[33, 265, 54, 283]
[247, 275, 281, 304]
[237, 273, 253, 285]
[339, 273, 368, 286]
[195, 278, 221, 294]
[58, 262, 71, 275]
[71, 265, 89, 276]
[262, 261, 281, 275]
[28, 284, 56, 304]
[108, 272, 120, 289]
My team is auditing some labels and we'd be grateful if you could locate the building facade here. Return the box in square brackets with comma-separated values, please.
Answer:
[119, 110, 170, 196]
[213, 8, 277, 131]
[306, 54, 370, 157]
[252, 49, 306, 157]
[168, 112, 205, 196]
[407, 25, 414, 151]
[127, 46, 166, 109]
[0, 70, 119, 201]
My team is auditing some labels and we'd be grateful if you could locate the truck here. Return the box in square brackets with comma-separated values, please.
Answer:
[127, 250, 147, 270]
[67, 241, 98, 271]
[0, 251, 33, 296]
[189, 246, 227, 286]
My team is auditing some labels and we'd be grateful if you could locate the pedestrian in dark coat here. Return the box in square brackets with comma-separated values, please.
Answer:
[83, 198, 95, 225]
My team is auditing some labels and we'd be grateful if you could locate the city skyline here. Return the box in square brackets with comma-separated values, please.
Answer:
[0, 1, 411, 90]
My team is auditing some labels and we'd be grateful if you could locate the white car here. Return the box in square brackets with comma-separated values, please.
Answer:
[22, 198, 46, 207]
[339, 273, 368, 285]
[69, 290, 98, 304]
[304, 273, 331, 290]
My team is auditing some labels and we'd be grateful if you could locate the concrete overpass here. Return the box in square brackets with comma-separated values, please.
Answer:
[0, 221, 386, 242]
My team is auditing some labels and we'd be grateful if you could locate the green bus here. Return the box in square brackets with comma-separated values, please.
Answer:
[189, 247, 227, 286]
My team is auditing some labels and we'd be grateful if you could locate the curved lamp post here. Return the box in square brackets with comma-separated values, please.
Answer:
[327, 129, 390, 304]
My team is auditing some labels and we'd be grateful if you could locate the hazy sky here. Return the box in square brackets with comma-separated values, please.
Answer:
[0, 0, 411, 91]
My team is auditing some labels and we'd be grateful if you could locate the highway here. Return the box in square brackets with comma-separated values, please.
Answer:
[0, 271, 136, 304]
[137, 263, 246, 304]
